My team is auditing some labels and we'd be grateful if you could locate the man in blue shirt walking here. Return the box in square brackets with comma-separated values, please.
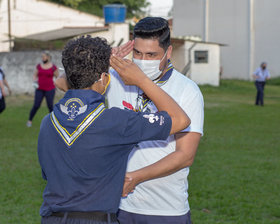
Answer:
[38, 35, 190, 224]
[253, 62, 271, 106]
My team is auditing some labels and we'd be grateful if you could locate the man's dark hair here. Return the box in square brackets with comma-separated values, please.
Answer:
[133, 17, 170, 51]
[62, 35, 111, 89]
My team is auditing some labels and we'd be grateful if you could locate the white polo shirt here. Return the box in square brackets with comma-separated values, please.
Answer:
[254, 67, 270, 82]
[107, 65, 204, 216]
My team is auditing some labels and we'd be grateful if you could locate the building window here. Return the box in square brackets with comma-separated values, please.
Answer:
[194, 51, 208, 63]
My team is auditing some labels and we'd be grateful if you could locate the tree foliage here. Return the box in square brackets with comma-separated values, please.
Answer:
[47, 0, 85, 8]
[47, 0, 150, 18]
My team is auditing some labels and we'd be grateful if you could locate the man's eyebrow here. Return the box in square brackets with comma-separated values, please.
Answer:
[133, 48, 157, 54]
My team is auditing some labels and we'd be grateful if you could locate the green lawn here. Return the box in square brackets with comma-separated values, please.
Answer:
[0, 80, 279, 224]
[190, 80, 280, 223]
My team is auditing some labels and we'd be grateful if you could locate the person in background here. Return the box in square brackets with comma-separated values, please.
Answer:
[38, 35, 190, 224]
[252, 62, 270, 106]
[0, 67, 11, 113]
[26, 51, 59, 127]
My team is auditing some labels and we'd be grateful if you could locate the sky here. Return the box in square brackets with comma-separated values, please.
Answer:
[146, 0, 173, 18]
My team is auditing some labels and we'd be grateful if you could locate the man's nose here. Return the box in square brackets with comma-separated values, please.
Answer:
[141, 55, 148, 60]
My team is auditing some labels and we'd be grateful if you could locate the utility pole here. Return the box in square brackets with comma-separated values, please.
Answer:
[248, 0, 255, 80]
[203, 0, 209, 42]
[7, 0, 12, 51]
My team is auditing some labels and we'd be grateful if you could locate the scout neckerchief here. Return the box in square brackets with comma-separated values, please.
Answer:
[51, 103, 105, 147]
[50, 90, 106, 147]
[136, 60, 174, 112]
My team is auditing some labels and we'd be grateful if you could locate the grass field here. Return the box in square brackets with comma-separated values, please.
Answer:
[0, 79, 279, 224]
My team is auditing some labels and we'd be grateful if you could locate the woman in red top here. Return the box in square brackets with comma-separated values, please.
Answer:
[27, 51, 59, 127]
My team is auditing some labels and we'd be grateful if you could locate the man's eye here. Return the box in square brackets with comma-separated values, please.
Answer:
[134, 50, 141, 55]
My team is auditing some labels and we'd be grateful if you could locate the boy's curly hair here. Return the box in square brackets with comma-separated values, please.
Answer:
[62, 35, 111, 89]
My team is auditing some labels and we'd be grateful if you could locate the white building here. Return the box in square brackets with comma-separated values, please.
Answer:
[0, 0, 129, 51]
[173, 0, 280, 80]
[171, 37, 222, 86]
[0, 0, 129, 94]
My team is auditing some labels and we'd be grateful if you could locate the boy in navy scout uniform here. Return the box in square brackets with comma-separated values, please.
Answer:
[38, 35, 190, 224]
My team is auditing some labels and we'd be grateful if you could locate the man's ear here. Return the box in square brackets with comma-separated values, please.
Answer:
[167, 45, 173, 60]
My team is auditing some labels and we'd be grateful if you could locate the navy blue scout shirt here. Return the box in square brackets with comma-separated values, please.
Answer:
[37, 89, 171, 216]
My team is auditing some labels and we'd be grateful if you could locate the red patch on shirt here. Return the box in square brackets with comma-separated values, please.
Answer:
[122, 100, 134, 111]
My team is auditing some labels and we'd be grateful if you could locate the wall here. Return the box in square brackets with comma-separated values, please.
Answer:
[254, 0, 280, 77]
[190, 43, 220, 86]
[91, 23, 129, 47]
[173, 0, 249, 80]
[173, 0, 204, 37]
[171, 42, 186, 72]
[208, 0, 249, 80]
[0, 51, 63, 94]
[173, 0, 280, 80]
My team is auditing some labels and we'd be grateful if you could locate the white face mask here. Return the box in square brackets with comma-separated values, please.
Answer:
[133, 51, 167, 80]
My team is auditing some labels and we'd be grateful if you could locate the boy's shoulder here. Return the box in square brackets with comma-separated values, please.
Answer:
[40, 114, 51, 128]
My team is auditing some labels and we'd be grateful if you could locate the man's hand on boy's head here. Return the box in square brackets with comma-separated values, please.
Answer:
[111, 40, 134, 58]
[110, 55, 147, 86]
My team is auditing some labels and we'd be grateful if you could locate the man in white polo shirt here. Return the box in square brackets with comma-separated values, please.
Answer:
[107, 17, 204, 224]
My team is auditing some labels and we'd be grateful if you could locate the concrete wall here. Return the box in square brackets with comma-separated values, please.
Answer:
[173, 0, 204, 37]
[254, 0, 280, 77]
[0, 51, 63, 94]
[173, 0, 280, 80]
[90, 23, 130, 47]
[190, 43, 220, 86]
[171, 43, 186, 72]
[208, 0, 249, 80]
[173, 0, 249, 80]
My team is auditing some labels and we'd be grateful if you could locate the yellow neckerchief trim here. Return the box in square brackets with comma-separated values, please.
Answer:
[50, 103, 105, 146]
[156, 61, 173, 85]
[56, 103, 104, 137]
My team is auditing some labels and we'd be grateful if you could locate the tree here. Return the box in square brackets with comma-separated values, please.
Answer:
[47, 0, 150, 18]
[48, 0, 85, 9]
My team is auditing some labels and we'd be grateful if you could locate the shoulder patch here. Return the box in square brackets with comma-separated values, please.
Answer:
[143, 114, 159, 124]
